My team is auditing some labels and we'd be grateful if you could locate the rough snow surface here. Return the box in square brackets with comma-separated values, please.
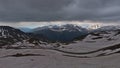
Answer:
[0, 49, 120, 68]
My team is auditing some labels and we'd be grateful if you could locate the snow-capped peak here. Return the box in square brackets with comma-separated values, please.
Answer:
[33, 24, 87, 32]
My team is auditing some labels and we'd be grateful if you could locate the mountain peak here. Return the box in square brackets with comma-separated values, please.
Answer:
[33, 24, 87, 32]
[32, 24, 88, 42]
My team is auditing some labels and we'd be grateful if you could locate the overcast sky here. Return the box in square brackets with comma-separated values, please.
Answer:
[0, 0, 120, 27]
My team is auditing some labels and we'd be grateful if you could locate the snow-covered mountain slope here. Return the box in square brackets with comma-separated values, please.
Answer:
[84, 30, 120, 42]
[1, 26, 120, 68]
[40, 29, 120, 58]
[0, 26, 52, 48]
[1, 25, 120, 57]
[32, 24, 88, 42]
[58, 29, 120, 53]
[0, 26, 29, 47]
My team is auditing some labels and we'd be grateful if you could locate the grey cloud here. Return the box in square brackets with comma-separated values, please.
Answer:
[0, 0, 120, 22]
[62, 0, 120, 22]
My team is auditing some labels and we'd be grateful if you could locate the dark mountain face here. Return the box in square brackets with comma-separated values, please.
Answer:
[27, 33, 49, 42]
[0, 26, 29, 46]
[32, 24, 89, 42]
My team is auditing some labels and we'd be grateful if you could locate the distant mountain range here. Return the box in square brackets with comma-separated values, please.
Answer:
[19, 27, 32, 32]
[1, 25, 120, 59]
[0, 24, 120, 48]
[31, 24, 88, 42]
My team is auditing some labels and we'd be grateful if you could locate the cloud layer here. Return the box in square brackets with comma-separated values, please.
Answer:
[0, 0, 120, 22]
